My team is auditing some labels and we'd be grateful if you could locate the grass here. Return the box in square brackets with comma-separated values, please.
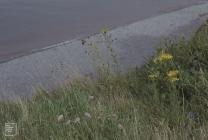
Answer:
[0, 24, 208, 140]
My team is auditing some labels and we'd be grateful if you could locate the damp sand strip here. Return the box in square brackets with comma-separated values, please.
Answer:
[0, 2, 208, 100]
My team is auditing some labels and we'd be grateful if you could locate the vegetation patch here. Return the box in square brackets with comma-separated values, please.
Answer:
[0, 25, 208, 140]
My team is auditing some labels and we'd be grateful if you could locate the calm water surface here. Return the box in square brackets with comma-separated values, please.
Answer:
[0, 0, 204, 61]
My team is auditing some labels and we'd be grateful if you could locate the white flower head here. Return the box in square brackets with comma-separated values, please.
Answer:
[84, 112, 91, 118]
[89, 95, 94, 100]
[112, 113, 117, 118]
[65, 119, 71, 125]
[118, 123, 124, 130]
[57, 114, 64, 122]
[74, 117, 80, 123]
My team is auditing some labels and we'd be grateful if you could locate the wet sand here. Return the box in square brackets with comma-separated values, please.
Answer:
[0, 2, 208, 100]
[0, 0, 205, 61]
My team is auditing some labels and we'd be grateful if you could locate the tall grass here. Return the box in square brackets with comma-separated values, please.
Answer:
[0, 25, 208, 140]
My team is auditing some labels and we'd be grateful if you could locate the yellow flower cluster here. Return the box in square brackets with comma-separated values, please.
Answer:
[149, 51, 180, 82]
[167, 70, 179, 82]
[154, 51, 173, 63]
[148, 70, 180, 82]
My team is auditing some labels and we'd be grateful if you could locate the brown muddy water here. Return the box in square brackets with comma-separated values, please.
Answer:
[0, 0, 205, 61]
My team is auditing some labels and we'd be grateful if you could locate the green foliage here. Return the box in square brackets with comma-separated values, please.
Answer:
[0, 25, 208, 139]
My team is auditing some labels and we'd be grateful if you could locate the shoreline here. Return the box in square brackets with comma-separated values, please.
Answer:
[0, 2, 208, 100]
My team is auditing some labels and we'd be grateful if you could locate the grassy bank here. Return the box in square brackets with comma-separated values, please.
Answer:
[0, 24, 208, 140]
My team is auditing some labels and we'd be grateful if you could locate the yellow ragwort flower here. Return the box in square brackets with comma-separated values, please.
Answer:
[158, 51, 173, 62]
[167, 70, 180, 82]
[167, 70, 179, 78]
